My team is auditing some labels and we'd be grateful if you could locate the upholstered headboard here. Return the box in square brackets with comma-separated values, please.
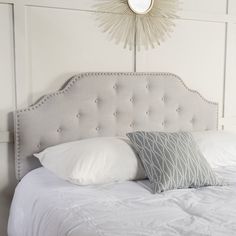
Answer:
[15, 72, 218, 180]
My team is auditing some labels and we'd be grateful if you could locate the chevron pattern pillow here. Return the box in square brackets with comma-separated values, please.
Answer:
[127, 132, 222, 193]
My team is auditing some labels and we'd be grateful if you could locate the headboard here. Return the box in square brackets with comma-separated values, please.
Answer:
[15, 72, 218, 180]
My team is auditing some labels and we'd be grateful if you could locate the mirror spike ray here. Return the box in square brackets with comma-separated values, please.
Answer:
[93, 0, 179, 50]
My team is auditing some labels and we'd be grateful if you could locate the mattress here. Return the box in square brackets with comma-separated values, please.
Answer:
[8, 166, 236, 236]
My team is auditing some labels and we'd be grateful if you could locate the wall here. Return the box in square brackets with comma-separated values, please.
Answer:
[0, 3, 15, 235]
[0, 0, 236, 235]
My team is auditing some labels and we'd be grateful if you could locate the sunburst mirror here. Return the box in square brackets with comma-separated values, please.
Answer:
[94, 0, 179, 50]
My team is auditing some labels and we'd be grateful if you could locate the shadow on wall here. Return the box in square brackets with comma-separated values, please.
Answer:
[0, 112, 17, 236]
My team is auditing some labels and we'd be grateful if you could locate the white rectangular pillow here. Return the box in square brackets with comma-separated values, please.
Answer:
[34, 137, 146, 185]
[192, 131, 236, 168]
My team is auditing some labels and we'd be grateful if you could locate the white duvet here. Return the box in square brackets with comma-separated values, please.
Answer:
[8, 166, 236, 236]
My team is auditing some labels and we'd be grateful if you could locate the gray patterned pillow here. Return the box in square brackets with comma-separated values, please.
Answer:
[127, 131, 222, 193]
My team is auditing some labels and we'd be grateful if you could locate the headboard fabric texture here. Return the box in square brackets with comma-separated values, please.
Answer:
[15, 72, 218, 180]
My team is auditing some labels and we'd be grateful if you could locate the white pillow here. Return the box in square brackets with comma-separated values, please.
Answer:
[192, 131, 236, 168]
[34, 137, 146, 185]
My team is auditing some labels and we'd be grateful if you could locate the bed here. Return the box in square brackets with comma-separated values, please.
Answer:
[8, 72, 236, 236]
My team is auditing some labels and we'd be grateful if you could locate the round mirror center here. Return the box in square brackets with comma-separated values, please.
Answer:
[128, 0, 154, 14]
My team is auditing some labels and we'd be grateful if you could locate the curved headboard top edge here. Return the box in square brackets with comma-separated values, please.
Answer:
[16, 72, 218, 116]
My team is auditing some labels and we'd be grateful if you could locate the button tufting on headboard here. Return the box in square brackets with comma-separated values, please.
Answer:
[15, 72, 218, 181]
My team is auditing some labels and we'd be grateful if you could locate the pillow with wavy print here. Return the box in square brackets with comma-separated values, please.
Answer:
[127, 131, 222, 194]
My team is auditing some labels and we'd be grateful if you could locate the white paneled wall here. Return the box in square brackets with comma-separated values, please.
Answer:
[224, 23, 236, 131]
[137, 19, 225, 110]
[0, 143, 14, 235]
[229, 0, 236, 14]
[0, 0, 236, 235]
[26, 6, 133, 103]
[0, 3, 14, 131]
[181, 0, 227, 14]
[0, 3, 15, 235]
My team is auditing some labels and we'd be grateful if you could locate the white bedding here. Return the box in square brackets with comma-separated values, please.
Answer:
[8, 167, 236, 236]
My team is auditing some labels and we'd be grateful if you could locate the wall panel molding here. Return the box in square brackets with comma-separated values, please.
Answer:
[0, 3, 15, 235]
[0, 3, 15, 131]
[25, 5, 134, 104]
[224, 23, 236, 122]
[0, 0, 235, 125]
[0, 132, 12, 143]
[1, 0, 236, 23]
[179, 11, 236, 23]
[136, 19, 225, 123]
[0, 1, 235, 235]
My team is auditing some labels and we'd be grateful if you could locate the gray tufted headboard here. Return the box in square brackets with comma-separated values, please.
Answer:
[15, 72, 218, 180]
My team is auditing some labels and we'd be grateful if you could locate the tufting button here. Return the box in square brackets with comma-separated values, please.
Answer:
[76, 113, 81, 118]
[113, 84, 117, 90]
[162, 95, 167, 103]
[146, 110, 150, 115]
[162, 120, 167, 126]
[146, 84, 150, 90]
[191, 117, 196, 124]
[130, 95, 137, 103]
[176, 106, 181, 113]
[96, 127, 100, 131]
[37, 143, 41, 149]
[57, 128, 62, 133]
[95, 98, 99, 104]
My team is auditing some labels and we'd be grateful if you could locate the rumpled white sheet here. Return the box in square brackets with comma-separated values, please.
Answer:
[8, 166, 236, 236]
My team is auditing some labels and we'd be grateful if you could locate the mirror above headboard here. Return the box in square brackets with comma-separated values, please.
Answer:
[15, 72, 218, 180]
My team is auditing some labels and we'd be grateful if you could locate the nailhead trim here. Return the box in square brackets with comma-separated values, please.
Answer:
[15, 72, 219, 181]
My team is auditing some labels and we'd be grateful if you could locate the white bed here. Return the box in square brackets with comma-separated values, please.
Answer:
[9, 73, 235, 236]
[8, 166, 236, 236]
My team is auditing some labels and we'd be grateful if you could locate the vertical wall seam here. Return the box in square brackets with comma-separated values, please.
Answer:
[134, 15, 137, 72]
[12, 3, 17, 112]
[222, 0, 229, 127]
[226, 0, 229, 14]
